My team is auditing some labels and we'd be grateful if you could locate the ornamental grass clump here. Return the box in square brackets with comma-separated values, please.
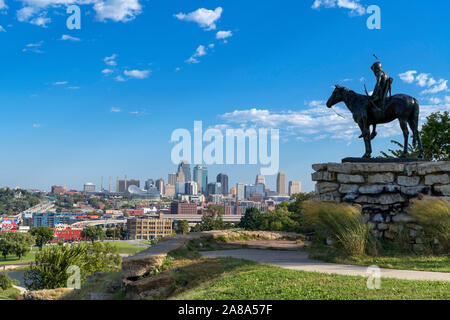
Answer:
[408, 197, 450, 253]
[302, 201, 377, 256]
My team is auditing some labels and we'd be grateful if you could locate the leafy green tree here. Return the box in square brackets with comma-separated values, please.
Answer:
[24, 242, 120, 290]
[176, 220, 190, 234]
[239, 207, 264, 231]
[380, 140, 420, 158]
[0, 238, 12, 260]
[420, 111, 450, 161]
[81, 225, 106, 243]
[0, 273, 14, 290]
[30, 226, 55, 249]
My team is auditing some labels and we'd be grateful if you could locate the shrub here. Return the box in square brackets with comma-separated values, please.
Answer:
[302, 201, 377, 256]
[0, 273, 13, 290]
[408, 197, 450, 253]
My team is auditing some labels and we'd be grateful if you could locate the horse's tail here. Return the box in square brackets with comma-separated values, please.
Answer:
[411, 98, 420, 148]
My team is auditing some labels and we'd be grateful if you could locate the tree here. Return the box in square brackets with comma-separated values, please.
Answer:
[239, 207, 264, 231]
[421, 111, 450, 161]
[30, 226, 55, 249]
[0, 232, 34, 260]
[24, 242, 120, 290]
[0, 238, 12, 260]
[380, 140, 420, 158]
[0, 273, 14, 290]
[176, 220, 190, 234]
[81, 225, 106, 243]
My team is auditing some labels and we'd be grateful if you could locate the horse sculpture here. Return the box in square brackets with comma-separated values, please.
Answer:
[326, 85, 424, 159]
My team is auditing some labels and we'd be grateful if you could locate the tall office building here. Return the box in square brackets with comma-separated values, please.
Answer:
[255, 173, 265, 186]
[236, 183, 246, 201]
[178, 161, 191, 182]
[245, 183, 265, 199]
[289, 181, 302, 196]
[117, 179, 140, 193]
[144, 179, 155, 190]
[155, 178, 165, 194]
[207, 182, 221, 195]
[185, 181, 198, 195]
[176, 168, 185, 183]
[216, 173, 229, 195]
[175, 182, 186, 195]
[277, 172, 287, 195]
[83, 182, 95, 193]
[168, 173, 177, 186]
[193, 165, 208, 193]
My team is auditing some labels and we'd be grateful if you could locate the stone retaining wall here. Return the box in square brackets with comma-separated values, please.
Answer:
[312, 161, 450, 245]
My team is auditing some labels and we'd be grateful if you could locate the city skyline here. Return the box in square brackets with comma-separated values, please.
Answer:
[1, 1, 449, 192]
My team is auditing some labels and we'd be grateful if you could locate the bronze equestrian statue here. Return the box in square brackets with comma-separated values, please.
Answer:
[326, 61, 424, 159]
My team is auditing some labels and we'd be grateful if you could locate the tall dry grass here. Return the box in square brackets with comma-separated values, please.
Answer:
[302, 201, 377, 256]
[408, 197, 450, 253]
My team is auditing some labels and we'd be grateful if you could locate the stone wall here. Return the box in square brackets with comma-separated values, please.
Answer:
[312, 161, 450, 244]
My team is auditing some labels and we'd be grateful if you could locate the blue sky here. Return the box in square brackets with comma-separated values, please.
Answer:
[0, 0, 449, 192]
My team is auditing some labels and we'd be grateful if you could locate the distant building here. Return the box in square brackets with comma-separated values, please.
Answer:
[276, 172, 287, 196]
[216, 173, 229, 195]
[255, 173, 265, 186]
[289, 181, 302, 196]
[127, 185, 161, 201]
[170, 202, 197, 215]
[178, 161, 191, 182]
[236, 183, 246, 201]
[175, 182, 185, 195]
[51, 185, 66, 194]
[185, 181, 198, 195]
[164, 184, 175, 198]
[230, 187, 237, 196]
[53, 225, 83, 242]
[23, 212, 88, 228]
[244, 183, 264, 200]
[176, 169, 185, 183]
[155, 178, 165, 194]
[117, 179, 140, 193]
[127, 216, 173, 240]
[207, 182, 221, 195]
[193, 165, 208, 193]
[83, 182, 95, 193]
[144, 179, 155, 190]
[168, 173, 177, 186]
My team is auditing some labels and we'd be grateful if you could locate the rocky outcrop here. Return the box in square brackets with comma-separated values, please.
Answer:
[312, 161, 450, 243]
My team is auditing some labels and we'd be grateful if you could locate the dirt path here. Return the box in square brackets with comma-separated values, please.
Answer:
[201, 249, 450, 282]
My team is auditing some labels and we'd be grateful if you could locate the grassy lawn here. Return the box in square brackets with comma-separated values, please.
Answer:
[108, 241, 148, 255]
[307, 245, 450, 273]
[0, 287, 22, 300]
[61, 272, 124, 300]
[142, 245, 449, 300]
[0, 252, 36, 265]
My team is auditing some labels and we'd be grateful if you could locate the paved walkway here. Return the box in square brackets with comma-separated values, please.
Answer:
[201, 249, 450, 282]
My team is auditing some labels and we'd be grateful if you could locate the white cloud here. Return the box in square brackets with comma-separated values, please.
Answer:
[0, 0, 7, 10]
[22, 41, 44, 53]
[32, 123, 42, 128]
[94, 0, 142, 22]
[416, 73, 436, 87]
[216, 30, 232, 40]
[0, 25, 5, 32]
[61, 34, 80, 41]
[104, 54, 117, 66]
[110, 107, 121, 112]
[398, 70, 417, 83]
[186, 45, 207, 64]
[102, 68, 114, 74]
[123, 69, 150, 79]
[312, 0, 366, 16]
[421, 79, 448, 95]
[174, 7, 222, 30]
[114, 75, 126, 82]
[52, 81, 68, 85]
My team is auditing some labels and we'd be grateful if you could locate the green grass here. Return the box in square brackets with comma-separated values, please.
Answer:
[0, 287, 22, 300]
[61, 272, 124, 300]
[172, 261, 449, 300]
[0, 252, 36, 264]
[307, 245, 450, 273]
[108, 241, 148, 255]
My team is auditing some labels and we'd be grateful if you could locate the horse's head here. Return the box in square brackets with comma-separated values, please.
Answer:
[326, 84, 345, 108]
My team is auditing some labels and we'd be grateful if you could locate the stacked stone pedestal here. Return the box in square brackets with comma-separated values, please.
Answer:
[312, 161, 450, 245]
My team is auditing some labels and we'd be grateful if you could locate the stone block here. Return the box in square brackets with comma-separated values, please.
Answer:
[368, 173, 395, 184]
[359, 185, 385, 194]
[337, 174, 365, 184]
[397, 176, 420, 187]
[433, 184, 450, 196]
[312, 171, 336, 182]
[339, 184, 359, 194]
[327, 163, 353, 174]
[415, 162, 450, 175]
[316, 182, 339, 194]
[350, 163, 405, 173]
[356, 193, 405, 205]
[378, 223, 389, 231]
[312, 163, 328, 171]
[392, 214, 416, 223]
[400, 186, 430, 196]
[425, 174, 449, 185]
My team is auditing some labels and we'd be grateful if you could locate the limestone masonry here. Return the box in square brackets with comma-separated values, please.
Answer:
[312, 161, 450, 246]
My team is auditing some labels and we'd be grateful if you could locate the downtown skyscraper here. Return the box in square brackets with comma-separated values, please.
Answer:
[193, 165, 208, 193]
[216, 173, 229, 195]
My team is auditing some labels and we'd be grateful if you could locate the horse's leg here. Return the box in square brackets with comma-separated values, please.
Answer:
[370, 124, 377, 140]
[408, 118, 423, 159]
[359, 121, 371, 158]
[399, 119, 409, 158]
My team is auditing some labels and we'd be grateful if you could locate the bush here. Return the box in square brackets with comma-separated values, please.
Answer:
[302, 201, 377, 256]
[408, 197, 450, 253]
[0, 273, 13, 290]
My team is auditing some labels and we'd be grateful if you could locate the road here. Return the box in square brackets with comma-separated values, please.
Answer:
[201, 249, 450, 282]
